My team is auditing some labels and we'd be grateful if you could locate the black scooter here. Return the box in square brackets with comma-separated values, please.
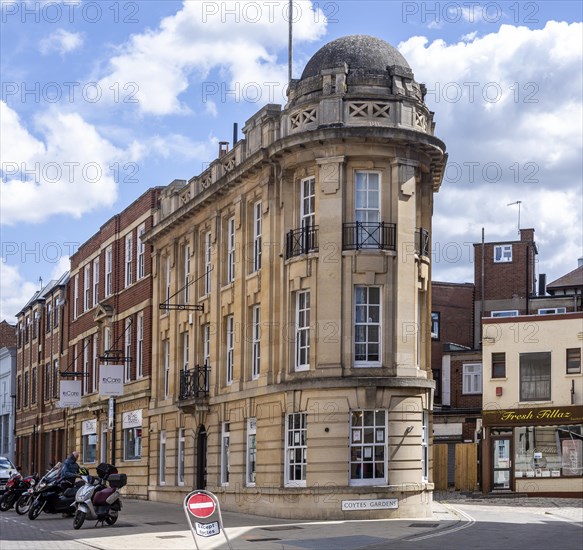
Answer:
[28, 468, 86, 520]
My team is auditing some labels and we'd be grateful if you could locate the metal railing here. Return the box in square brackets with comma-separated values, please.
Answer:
[179, 364, 210, 400]
[286, 225, 319, 259]
[342, 222, 396, 251]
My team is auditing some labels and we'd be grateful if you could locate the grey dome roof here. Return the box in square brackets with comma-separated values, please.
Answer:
[301, 35, 410, 80]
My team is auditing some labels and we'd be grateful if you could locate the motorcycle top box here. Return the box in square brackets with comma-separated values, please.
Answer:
[96, 463, 117, 478]
[107, 474, 127, 488]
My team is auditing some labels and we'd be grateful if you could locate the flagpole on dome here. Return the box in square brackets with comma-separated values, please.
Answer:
[288, 0, 293, 84]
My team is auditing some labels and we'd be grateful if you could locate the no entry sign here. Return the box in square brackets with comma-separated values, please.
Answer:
[187, 493, 216, 519]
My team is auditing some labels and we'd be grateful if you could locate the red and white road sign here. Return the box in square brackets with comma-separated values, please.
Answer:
[187, 493, 216, 519]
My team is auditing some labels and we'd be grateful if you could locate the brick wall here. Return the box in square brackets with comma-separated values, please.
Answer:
[474, 228, 537, 306]
[0, 320, 16, 348]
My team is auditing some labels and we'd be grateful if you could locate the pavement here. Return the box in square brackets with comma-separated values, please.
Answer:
[1, 493, 581, 550]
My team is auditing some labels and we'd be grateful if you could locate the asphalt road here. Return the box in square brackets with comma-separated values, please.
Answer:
[1, 497, 581, 550]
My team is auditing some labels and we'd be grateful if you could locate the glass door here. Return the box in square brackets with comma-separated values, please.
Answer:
[492, 437, 513, 490]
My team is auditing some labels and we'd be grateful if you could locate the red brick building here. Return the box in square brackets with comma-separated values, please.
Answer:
[65, 187, 161, 498]
[0, 320, 17, 348]
[15, 273, 69, 474]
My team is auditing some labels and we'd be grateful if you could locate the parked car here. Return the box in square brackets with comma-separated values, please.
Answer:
[0, 457, 18, 494]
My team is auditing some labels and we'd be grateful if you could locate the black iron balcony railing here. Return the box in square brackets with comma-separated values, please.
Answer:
[286, 225, 319, 259]
[415, 228, 430, 257]
[179, 364, 210, 400]
[342, 222, 396, 251]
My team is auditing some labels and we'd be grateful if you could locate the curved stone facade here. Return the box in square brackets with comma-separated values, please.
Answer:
[144, 35, 446, 519]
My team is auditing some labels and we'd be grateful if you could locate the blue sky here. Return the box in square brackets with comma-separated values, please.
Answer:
[1, 0, 582, 321]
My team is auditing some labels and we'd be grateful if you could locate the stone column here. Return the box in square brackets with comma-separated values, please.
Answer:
[314, 156, 345, 374]
[391, 159, 420, 377]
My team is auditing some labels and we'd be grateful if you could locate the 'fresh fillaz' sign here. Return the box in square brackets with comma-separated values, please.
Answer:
[99, 364, 124, 396]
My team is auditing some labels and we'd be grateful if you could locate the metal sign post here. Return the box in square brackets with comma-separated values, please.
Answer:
[183, 490, 233, 549]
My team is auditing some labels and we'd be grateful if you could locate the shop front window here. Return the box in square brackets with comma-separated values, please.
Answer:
[514, 425, 582, 478]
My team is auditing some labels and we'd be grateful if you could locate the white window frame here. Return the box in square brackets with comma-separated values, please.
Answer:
[177, 428, 185, 486]
[73, 274, 79, 319]
[125, 232, 133, 287]
[105, 245, 113, 297]
[227, 217, 235, 284]
[520, 352, 551, 402]
[124, 318, 132, 383]
[182, 332, 189, 371]
[83, 264, 91, 312]
[159, 430, 166, 485]
[136, 313, 144, 379]
[354, 286, 382, 367]
[104, 326, 111, 356]
[537, 307, 566, 315]
[82, 432, 97, 464]
[184, 244, 191, 303]
[164, 339, 170, 399]
[83, 337, 90, 395]
[226, 315, 234, 385]
[462, 363, 483, 395]
[252, 305, 261, 379]
[246, 417, 257, 487]
[92, 334, 99, 393]
[349, 409, 387, 486]
[92, 258, 99, 307]
[285, 412, 307, 487]
[253, 201, 262, 272]
[295, 291, 310, 372]
[46, 302, 51, 332]
[137, 223, 146, 279]
[203, 324, 210, 367]
[204, 231, 212, 295]
[300, 177, 315, 229]
[422, 410, 429, 482]
[221, 422, 230, 486]
[355, 171, 381, 248]
[494, 244, 512, 263]
[123, 427, 142, 461]
[491, 310, 519, 318]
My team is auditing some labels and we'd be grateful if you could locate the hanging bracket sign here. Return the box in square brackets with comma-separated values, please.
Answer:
[183, 490, 233, 549]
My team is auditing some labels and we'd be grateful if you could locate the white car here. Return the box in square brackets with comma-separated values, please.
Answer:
[0, 456, 18, 493]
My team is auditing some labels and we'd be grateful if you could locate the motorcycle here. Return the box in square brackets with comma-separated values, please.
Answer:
[0, 471, 38, 511]
[73, 463, 127, 529]
[15, 463, 61, 515]
[28, 465, 87, 520]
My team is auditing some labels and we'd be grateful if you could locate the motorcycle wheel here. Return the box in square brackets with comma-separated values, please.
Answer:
[15, 494, 33, 515]
[28, 500, 44, 520]
[0, 493, 15, 511]
[73, 510, 86, 530]
[105, 514, 118, 526]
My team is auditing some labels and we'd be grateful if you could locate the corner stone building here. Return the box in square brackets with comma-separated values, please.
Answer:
[144, 35, 447, 519]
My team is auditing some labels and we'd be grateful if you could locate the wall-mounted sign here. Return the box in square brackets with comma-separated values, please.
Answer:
[59, 380, 81, 408]
[341, 499, 398, 511]
[99, 364, 124, 396]
[482, 405, 583, 427]
[82, 419, 97, 435]
[122, 409, 142, 429]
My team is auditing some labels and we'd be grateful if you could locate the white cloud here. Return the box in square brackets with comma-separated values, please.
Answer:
[0, 260, 39, 323]
[0, 101, 139, 224]
[40, 29, 84, 55]
[97, 0, 328, 115]
[399, 21, 583, 284]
